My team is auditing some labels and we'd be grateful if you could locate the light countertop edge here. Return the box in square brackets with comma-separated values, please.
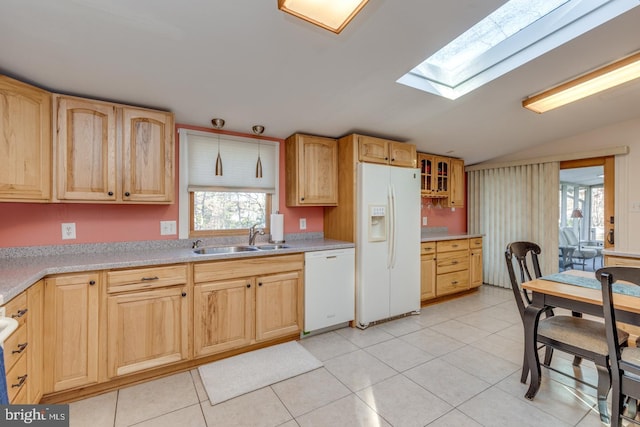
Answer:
[0, 239, 354, 305]
[602, 248, 640, 259]
[421, 233, 483, 242]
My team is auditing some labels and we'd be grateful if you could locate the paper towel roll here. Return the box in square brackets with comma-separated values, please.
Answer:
[270, 213, 284, 243]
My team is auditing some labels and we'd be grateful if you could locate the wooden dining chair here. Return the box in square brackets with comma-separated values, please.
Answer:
[598, 266, 640, 427]
[505, 241, 628, 423]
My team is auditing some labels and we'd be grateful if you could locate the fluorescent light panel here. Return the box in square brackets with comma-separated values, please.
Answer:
[523, 51, 640, 113]
[278, 0, 368, 34]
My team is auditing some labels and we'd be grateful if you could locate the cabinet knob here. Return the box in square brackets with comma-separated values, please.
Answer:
[385, 157, 389, 161]
[258, 282, 263, 287]
[301, 197, 305, 201]
[246, 284, 251, 288]
[124, 192, 131, 197]
[391, 158, 395, 162]
[181, 292, 187, 297]
[108, 191, 114, 196]
[89, 280, 96, 285]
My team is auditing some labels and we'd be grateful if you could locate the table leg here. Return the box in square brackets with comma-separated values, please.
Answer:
[523, 303, 544, 400]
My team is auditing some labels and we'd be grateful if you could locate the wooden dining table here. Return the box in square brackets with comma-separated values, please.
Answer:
[521, 271, 640, 400]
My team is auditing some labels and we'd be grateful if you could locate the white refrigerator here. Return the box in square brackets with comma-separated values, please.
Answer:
[356, 162, 421, 328]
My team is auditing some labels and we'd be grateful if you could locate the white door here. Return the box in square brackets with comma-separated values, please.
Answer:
[389, 167, 421, 316]
[357, 163, 391, 326]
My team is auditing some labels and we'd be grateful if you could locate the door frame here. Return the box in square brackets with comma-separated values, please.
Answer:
[560, 156, 614, 249]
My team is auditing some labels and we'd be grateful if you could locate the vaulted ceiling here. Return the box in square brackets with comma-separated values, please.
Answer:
[2, 0, 639, 164]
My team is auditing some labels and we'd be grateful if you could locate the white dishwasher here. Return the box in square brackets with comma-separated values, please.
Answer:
[304, 248, 355, 334]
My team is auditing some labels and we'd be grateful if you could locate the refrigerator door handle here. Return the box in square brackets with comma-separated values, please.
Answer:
[387, 184, 394, 269]
[391, 184, 397, 268]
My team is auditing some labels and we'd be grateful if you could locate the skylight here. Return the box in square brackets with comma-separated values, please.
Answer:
[397, 0, 640, 100]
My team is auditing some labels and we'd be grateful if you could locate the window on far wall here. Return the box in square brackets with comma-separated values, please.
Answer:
[178, 129, 279, 238]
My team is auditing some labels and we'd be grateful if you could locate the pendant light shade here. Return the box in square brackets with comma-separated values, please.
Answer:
[252, 125, 264, 179]
[212, 118, 225, 176]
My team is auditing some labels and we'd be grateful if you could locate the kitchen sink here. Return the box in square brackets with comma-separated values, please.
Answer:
[257, 244, 291, 250]
[193, 245, 259, 255]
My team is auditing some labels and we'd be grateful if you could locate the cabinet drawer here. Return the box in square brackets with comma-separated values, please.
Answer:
[437, 270, 469, 297]
[3, 292, 28, 328]
[421, 242, 436, 254]
[436, 251, 469, 274]
[6, 350, 28, 403]
[437, 239, 469, 253]
[194, 254, 304, 283]
[470, 237, 483, 249]
[4, 323, 28, 372]
[107, 265, 187, 293]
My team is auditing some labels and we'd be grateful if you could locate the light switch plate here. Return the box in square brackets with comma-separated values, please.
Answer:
[160, 220, 177, 235]
[61, 223, 76, 240]
[422, 217, 428, 226]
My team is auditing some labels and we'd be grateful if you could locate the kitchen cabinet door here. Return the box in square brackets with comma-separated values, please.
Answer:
[358, 135, 389, 165]
[420, 252, 436, 301]
[255, 271, 301, 341]
[194, 279, 253, 358]
[285, 133, 338, 206]
[433, 157, 449, 197]
[470, 248, 483, 288]
[122, 107, 174, 203]
[44, 273, 100, 392]
[389, 141, 416, 168]
[448, 158, 465, 208]
[55, 96, 117, 201]
[107, 286, 188, 377]
[0, 75, 51, 202]
[27, 280, 44, 403]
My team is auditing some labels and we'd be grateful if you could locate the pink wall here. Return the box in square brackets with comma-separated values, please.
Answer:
[0, 125, 324, 248]
[420, 197, 467, 234]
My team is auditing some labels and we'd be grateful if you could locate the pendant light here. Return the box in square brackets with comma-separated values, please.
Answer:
[252, 125, 264, 178]
[211, 118, 224, 176]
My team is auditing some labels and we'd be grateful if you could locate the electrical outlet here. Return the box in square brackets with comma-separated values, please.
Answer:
[299, 218, 307, 230]
[61, 223, 76, 240]
[160, 220, 177, 235]
[422, 217, 428, 226]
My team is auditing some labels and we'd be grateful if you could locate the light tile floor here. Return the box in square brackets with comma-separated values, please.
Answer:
[69, 285, 609, 427]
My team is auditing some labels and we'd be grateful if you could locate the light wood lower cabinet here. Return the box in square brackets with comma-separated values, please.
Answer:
[106, 265, 189, 378]
[44, 273, 100, 393]
[27, 280, 44, 403]
[193, 278, 253, 358]
[193, 255, 304, 358]
[420, 243, 436, 301]
[421, 237, 483, 301]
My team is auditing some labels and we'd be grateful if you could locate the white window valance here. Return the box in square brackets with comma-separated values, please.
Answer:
[185, 131, 277, 193]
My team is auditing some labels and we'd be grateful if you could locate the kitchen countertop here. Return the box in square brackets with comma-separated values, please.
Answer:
[420, 232, 483, 242]
[0, 239, 354, 305]
[602, 248, 640, 259]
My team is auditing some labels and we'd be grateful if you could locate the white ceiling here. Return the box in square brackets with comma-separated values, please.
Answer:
[2, 0, 640, 165]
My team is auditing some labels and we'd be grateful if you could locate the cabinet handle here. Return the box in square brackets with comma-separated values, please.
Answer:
[385, 157, 389, 161]
[301, 197, 305, 201]
[108, 191, 114, 196]
[89, 280, 96, 286]
[141, 276, 159, 281]
[246, 284, 251, 288]
[391, 158, 395, 161]
[124, 191, 131, 197]
[452, 244, 458, 248]
[12, 375, 27, 388]
[181, 292, 187, 297]
[258, 282, 263, 287]
[12, 342, 28, 354]
[11, 309, 28, 318]
[451, 260, 458, 265]
[451, 281, 458, 285]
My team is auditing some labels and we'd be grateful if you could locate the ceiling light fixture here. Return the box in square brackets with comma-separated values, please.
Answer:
[252, 125, 264, 179]
[523, 51, 640, 113]
[211, 118, 225, 176]
[277, 0, 369, 34]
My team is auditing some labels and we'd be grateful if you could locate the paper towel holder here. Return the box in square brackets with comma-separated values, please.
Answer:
[269, 211, 285, 244]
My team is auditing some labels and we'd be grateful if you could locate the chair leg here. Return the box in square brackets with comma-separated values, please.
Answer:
[595, 364, 611, 424]
[611, 376, 623, 427]
[520, 354, 529, 384]
[543, 346, 553, 366]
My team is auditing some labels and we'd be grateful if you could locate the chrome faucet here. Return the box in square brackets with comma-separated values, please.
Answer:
[248, 223, 265, 245]
[192, 239, 203, 249]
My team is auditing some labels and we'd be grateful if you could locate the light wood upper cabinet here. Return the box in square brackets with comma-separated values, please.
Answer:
[448, 158, 465, 208]
[122, 107, 174, 203]
[0, 75, 51, 202]
[285, 133, 338, 206]
[56, 96, 117, 201]
[44, 273, 100, 393]
[54, 95, 174, 203]
[357, 135, 416, 168]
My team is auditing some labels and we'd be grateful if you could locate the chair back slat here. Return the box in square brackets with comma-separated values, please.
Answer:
[505, 241, 543, 321]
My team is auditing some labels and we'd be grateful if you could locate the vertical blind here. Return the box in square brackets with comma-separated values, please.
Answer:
[186, 133, 277, 193]
[467, 162, 559, 288]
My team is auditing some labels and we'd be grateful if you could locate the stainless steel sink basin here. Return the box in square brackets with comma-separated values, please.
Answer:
[193, 245, 259, 255]
[257, 244, 291, 250]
